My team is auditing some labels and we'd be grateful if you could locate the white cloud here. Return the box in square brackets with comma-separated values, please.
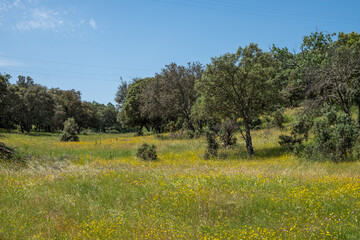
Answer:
[16, 8, 63, 31]
[0, 59, 21, 67]
[89, 18, 96, 30]
[0, 1, 100, 33]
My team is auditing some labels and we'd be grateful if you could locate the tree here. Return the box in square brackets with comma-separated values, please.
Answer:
[92, 102, 119, 132]
[119, 78, 153, 135]
[196, 43, 279, 155]
[0, 78, 22, 132]
[304, 33, 360, 126]
[23, 84, 55, 131]
[50, 88, 86, 131]
[139, 62, 203, 132]
[336, 31, 360, 47]
[115, 77, 128, 110]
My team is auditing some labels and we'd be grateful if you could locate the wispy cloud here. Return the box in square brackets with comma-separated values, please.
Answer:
[89, 18, 97, 30]
[0, 59, 21, 67]
[0, 0, 99, 33]
[0, 0, 20, 12]
[16, 8, 63, 31]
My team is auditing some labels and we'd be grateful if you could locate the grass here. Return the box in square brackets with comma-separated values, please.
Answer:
[1, 129, 360, 239]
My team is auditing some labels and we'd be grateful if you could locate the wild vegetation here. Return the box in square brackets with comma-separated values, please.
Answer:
[1, 129, 360, 239]
[1, 31, 360, 238]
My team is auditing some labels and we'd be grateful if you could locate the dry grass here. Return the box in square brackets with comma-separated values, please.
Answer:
[1, 129, 360, 239]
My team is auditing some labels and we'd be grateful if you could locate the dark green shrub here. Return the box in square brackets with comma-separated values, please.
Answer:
[186, 130, 195, 139]
[0, 142, 14, 160]
[136, 143, 157, 161]
[166, 121, 176, 133]
[204, 130, 218, 160]
[278, 135, 302, 151]
[272, 107, 285, 129]
[312, 113, 358, 162]
[134, 129, 143, 137]
[278, 115, 313, 151]
[60, 118, 79, 142]
[219, 120, 238, 148]
[194, 129, 201, 139]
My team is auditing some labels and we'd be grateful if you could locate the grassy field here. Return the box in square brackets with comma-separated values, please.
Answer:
[1, 129, 360, 239]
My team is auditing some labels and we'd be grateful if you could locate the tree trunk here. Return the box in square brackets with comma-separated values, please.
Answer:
[244, 122, 254, 155]
[137, 124, 143, 136]
[145, 124, 150, 132]
[358, 104, 360, 128]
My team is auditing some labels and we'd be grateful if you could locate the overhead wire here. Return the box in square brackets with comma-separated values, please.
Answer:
[153, 0, 360, 25]
[0, 54, 154, 72]
[179, 0, 360, 22]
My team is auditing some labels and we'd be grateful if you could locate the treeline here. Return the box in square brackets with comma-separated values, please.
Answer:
[0, 75, 120, 133]
[116, 31, 360, 162]
[1, 31, 360, 162]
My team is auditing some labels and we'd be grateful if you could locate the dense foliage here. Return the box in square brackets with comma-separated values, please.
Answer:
[2, 31, 360, 162]
[0, 76, 121, 133]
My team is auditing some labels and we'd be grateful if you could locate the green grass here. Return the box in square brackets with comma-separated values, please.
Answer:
[1, 129, 360, 239]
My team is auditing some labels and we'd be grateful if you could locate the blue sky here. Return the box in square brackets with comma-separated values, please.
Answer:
[1, 0, 360, 104]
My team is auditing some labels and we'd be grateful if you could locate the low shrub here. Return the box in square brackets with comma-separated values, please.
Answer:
[218, 120, 238, 148]
[136, 143, 158, 161]
[204, 130, 218, 160]
[0, 142, 14, 160]
[60, 118, 79, 142]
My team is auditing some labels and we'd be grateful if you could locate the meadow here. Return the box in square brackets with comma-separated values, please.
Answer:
[1, 129, 360, 239]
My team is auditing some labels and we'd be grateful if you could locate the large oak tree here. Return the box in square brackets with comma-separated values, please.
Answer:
[196, 43, 280, 155]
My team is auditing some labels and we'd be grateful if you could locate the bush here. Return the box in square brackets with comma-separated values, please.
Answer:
[60, 118, 79, 142]
[278, 135, 302, 151]
[166, 121, 176, 133]
[186, 130, 195, 139]
[0, 142, 14, 160]
[272, 107, 285, 129]
[311, 113, 358, 162]
[204, 130, 218, 159]
[134, 129, 143, 137]
[278, 115, 313, 151]
[287, 107, 359, 163]
[194, 129, 201, 139]
[219, 120, 238, 148]
[136, 143, 158, 161]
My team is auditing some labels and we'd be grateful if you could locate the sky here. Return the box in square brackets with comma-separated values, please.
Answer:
[1, 0, 360, 104]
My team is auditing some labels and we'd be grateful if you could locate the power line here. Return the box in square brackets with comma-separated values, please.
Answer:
[180, 0, 360, 22]
[153, 0, 360, 25]
[0, 54, 154, 72]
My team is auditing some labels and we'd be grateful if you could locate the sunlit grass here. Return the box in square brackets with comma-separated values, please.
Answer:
[1, 129, 360, 239]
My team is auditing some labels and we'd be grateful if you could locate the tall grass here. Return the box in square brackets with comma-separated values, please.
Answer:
[1, 129, 360, 239]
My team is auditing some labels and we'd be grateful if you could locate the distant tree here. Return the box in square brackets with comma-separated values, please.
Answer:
[16, 75, 34, 88]
[0, 74, 11, 129]
[336, 31, 360, 47]
[14, 76, 39, 133]
[196, 43, 279, 155]
[115, 77, 128, 110]
[141, 62, 203, 131]
[92, 102, 118, 132]
[120, 78, 153, 135]
[52, 104, 67, 131]
[0, 84, 22, 131]
[23, 84, 55, 131]
[50, 88, 86, 131]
